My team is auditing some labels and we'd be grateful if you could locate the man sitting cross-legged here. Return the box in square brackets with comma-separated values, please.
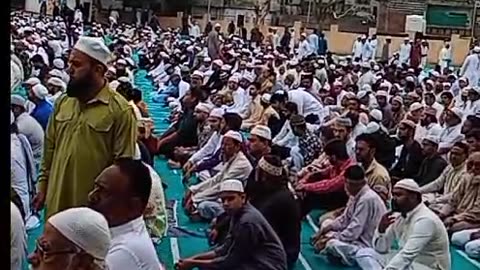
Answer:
[184, 130, 253, 221]
[439, 151, 480, 234]
[175, 180, 287, 270]
[311, 165, 387, 267]
[451, 228, 480, 259]
[420, 141, 468, 213]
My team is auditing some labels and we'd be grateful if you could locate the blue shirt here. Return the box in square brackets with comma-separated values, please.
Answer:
[31, 100, 53, 130]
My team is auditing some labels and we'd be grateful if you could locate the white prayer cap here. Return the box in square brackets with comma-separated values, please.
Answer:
[73, 36, 112, 67]
[394, 179, 421, 193]
[261, 93, 272, 103]
[47, 77, 66, 89]
[213, 59, 223, 66]
[192, 70, 204, 78]
[204, 57, 212, 62]
[403, 37, 409, 41]
[376, 90, 388, 97]
[357, 90, 368, 99]
[220, 179, 244, 193]
[409, 102, 423, 112]
[431, 71, 440, 77]
[407, 68, 415, 73]
[329, 64, 336, 70]
[214, 23, 221, 28]
[473, 46, 480, 53]
[11, 94, 26, 108]
[49, 69, 64, 79]
[117, 76, 131, 83]
[251, 125, 272, 141]
[108, 66, 116, 73]
[53, 58, 65, 69]
[370, 109, 383, 122]
[224, 130, 243, 143]
[361, 84, 372, 92]
[405, 76, 415, 83]
[195, 102, 213, 114]
[361, 62, 370, 69]
[116, 59, 127, 65]
[228, 76, 239, 83]
[288, 59, 299, 66]
[210, 108, 224, 119]
[48, 207, 111, 261]
[222, 64, 232, 72]
[365, 122, 380, 134]
[109, 80, 120, 91]
[24, 77, 41, 86]
[32, 84, 49, 100]
[159, 52, 169, 58]
[449, 107, 464, 120]
[423, 134, 439, 145]
[243, 73, 255, 83]
[11, 110, 14, 125]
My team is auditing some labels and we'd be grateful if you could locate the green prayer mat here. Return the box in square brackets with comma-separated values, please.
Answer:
[26, 68, 480, 270]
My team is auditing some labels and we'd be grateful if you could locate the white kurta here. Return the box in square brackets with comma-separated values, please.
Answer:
[399, 43, 412, 65]
[438, 47, 452, 70]
[107, 217, 163, 270]
[460, 54, 480, 87]
[352, 40, 363, 59]
[372, 204, 451, 270]
[11, 202, 27, 270]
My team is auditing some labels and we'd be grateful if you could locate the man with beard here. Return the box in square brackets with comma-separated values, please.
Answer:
[438, 108, 464, 156]
[391, 120, 424, 184]
[387, 96, 405, 134]
[241, 82, 263, 129]
[32, 36, 137, 219]
[375, 90, 393, 129]
[421, 141, 468, 213]
[367, 179, 450, 270]
[418, 108, 442, 140]
[413, 135, 447, 186]
[439, 152, 480, 234]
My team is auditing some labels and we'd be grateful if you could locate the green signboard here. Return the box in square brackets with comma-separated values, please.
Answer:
[426, 5, 471, 27]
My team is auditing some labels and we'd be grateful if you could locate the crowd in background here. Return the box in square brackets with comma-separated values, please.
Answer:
[9, 9, 480, 270]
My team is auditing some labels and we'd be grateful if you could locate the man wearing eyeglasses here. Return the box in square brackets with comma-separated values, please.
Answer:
[28, 207, 111, 270]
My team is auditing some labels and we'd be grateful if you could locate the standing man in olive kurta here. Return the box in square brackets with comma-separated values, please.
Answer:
[32, 36, 137, 218]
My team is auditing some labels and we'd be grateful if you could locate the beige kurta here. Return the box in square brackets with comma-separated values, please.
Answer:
[241, 95, 263, 129]
[38, 85, 137, 218]
[441, 173, 480, 223]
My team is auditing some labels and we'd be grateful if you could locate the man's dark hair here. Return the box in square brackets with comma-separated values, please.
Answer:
[270, 93, 287, 104]
[345, 111, 359, 127]
[452, 141, 469, 154]
[356, 133, 377, 149]
[223, 112, 243, 131]
[320, 126, 335, 141]
[285, 101, 298, 114]
[251, 82, 262, 89]
[324, 139, 349, 160]
[132, 88, 142, 103]
[466, 129, 480, 141]
[467, 115, 480, 130]
[344, 165, 365, 182]
[114, 158, 151, 209]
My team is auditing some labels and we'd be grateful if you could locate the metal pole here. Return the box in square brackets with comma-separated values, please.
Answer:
[207, 0, 211, 21]
[472, 1, 479, 39]
[307, 0, 312, 24]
